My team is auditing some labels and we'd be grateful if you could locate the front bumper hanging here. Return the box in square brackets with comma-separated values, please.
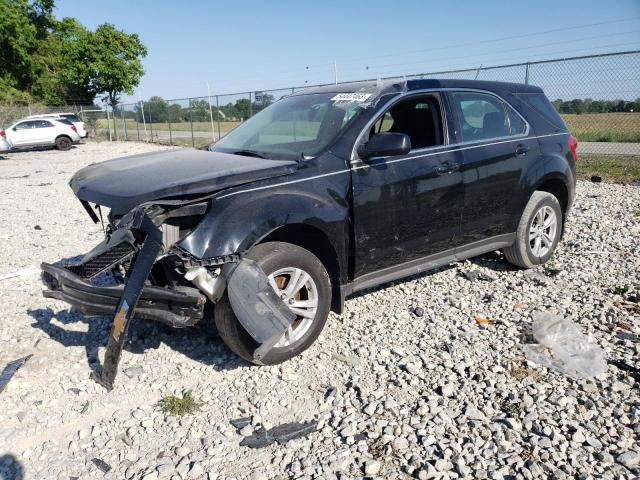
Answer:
[41, 207, 297, 390]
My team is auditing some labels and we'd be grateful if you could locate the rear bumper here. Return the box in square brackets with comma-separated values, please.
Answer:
[42, 262, 206, 327]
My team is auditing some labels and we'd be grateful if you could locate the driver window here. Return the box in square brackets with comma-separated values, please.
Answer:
[369, 95, 444, 150]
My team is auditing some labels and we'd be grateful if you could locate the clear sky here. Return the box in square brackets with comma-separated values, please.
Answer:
[55, 0, 640, 102]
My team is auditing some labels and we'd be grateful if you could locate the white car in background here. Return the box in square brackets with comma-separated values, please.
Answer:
[27, 112, 87, 138]
[5, 117, 81, 151]
[0, 129, 13, 153]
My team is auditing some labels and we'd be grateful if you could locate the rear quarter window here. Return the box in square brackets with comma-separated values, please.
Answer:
[62, 114, 82, 122]
[516, 93, 566, 130]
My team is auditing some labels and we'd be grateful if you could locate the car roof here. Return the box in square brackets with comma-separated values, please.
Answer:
[15, 117, 64, 123]
[27, 112, 76, 118]
[293, 78, 543, 97]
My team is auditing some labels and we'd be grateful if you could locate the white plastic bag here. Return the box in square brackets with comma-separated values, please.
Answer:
[522, 312, 607, 379]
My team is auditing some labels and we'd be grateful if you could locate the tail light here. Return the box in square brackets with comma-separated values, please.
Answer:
[71, 125, 78, 133]
[568, 134, 578, 162]
[0, 130, 5, 138]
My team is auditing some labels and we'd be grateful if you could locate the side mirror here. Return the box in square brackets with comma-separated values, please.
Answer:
[361, 132, 411, 159]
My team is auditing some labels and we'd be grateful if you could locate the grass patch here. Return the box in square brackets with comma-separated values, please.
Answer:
[158, 390, 202, 416]
[501, 400, 523, 416]
[634, 208, 640, 220]
[562, 113, 640, 141]
[576, 154, 640, 183]
[574, 130, 640, 143]
[613, 285, 629, 296]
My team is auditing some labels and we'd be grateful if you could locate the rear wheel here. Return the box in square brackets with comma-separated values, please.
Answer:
[214, 242, 331, 365]
[503, 191, 562, 269]
[55, 136, 72, 151]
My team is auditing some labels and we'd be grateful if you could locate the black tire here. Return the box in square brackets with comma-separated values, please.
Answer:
[503, 191, 563, 269]
[214, 242, 331, 365]
[55, 136, 72, 151]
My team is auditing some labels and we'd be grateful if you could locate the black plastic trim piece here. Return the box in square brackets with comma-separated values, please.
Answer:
[346, 233, 515, 294]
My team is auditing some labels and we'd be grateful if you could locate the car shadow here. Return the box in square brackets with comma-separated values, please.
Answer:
[6, 145, 78, 154]
[0, 454, 24, 480]
[28, 307, 247, 375]
[468, 250, 519, 272]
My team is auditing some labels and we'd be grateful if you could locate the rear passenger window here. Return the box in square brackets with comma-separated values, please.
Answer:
[35, 120, 53, 128]
[62, 114, 82, 122]
[450, 92, 526, 142]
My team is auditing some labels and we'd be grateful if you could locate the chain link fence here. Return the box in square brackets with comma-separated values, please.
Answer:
[1, 51, 638, 155]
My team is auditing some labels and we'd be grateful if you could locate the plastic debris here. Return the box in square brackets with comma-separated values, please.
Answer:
[474, 316, 492, 325]
[522, 312, 607, 379]
[590, 175, 602, 183]
[91, 458, 112, 473]
[230, 417, 252, 431]
[461, 270, 496, 282]
[0, 354, 33, 393]
[239, 420, 317, 448]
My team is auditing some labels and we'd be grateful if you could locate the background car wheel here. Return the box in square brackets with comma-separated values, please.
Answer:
[214, 241, 331, 365]
[55, 136, 72, 151]
[503, 191, 562, 269]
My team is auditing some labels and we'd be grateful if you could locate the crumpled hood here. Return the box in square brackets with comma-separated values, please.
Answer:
[70, 148, 298, 214]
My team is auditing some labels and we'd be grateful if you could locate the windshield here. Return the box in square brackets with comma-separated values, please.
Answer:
[212, 93, 364, 159]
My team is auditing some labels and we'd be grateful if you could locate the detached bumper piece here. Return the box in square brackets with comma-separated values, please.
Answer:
[41, 209, 204, 390]
[41, 263, 206, 327]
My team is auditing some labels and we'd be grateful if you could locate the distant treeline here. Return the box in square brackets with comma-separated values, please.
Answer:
[552, 98, 639, 114]
[119, 94, 276, 123]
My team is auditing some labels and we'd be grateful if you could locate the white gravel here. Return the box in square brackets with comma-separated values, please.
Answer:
[0, 142, 639, 480]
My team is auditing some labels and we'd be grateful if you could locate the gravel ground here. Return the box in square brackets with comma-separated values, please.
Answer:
[0, 142, 639, 480]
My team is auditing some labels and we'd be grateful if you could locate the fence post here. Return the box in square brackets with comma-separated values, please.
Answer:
[148, 104, 154, 142]
[112, 106, 119, 141]
[525, 62, 530, 85]
[136, 112, 140, 141]
[167, 100, 173, 145]
[189, 98, 195, 148]
[122, 108, 128, 141]
[216, 95, 221, 141]
[106, 108, 113, 142]
[248, 92, 253, 118]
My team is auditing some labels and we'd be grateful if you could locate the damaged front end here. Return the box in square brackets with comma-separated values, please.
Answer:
[41, 200, 295, 390]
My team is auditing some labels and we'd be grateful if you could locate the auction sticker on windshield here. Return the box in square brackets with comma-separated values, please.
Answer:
[331, 93, 372, 103]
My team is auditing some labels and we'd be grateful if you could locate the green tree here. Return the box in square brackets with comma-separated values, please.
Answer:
[234, 98, 251, 120]
[78, 23, 147, 108]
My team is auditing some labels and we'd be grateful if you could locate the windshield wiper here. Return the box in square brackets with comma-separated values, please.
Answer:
[233, 149, 268, 159]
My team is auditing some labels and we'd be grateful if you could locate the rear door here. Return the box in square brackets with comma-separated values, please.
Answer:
[351, 92, 464, 278]
[34, 120, 56, 143]
[446, 90, 537, 245]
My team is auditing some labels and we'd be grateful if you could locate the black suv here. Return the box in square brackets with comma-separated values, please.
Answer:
[42, 79, 577, 388]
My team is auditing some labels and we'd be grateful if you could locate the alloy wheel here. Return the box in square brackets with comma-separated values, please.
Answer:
[528, 205, 557, 257]
[267, 267, 318, 347]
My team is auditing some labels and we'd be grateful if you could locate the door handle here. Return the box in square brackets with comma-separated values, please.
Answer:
[515, 144, 530, 155]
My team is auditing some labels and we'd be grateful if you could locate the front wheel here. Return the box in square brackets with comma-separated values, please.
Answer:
[214, 242, 331, 365]
[503, 191, 562, 269]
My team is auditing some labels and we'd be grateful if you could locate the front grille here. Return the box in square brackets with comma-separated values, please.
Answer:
[65, 242, 135, 279]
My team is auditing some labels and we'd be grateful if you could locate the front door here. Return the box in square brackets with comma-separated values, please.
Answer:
[351, 93, 464, 279]
[9, 120, 40, 146]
